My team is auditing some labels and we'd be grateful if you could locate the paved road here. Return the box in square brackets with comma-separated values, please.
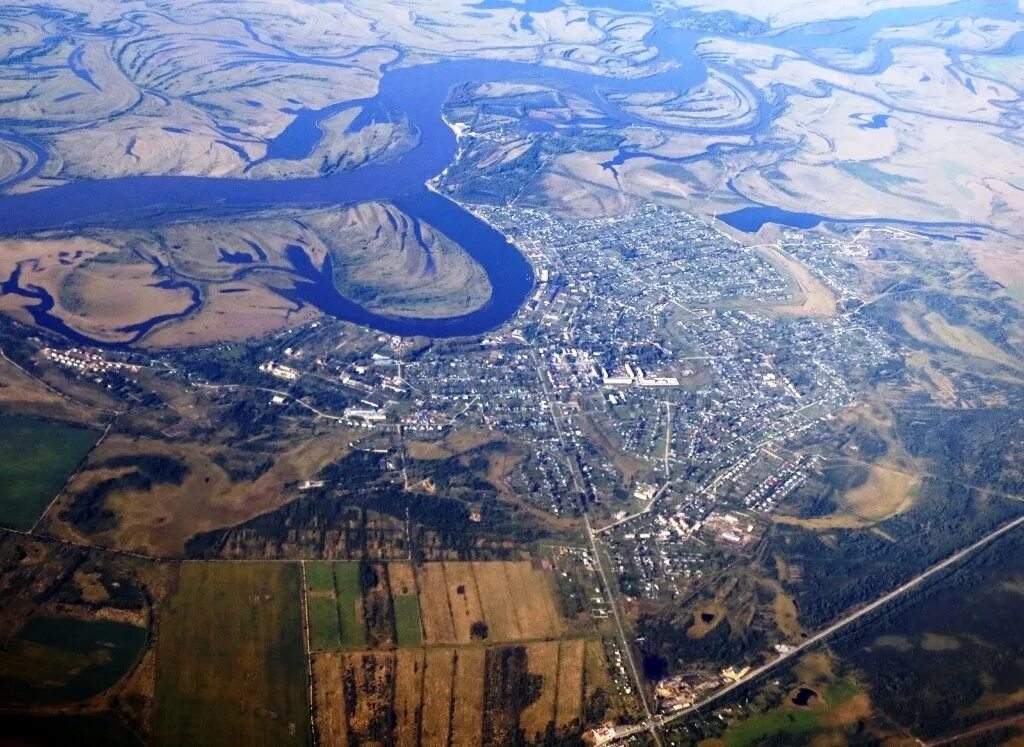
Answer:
[924, 713, 1024, 746]
[585, 513, 662, 744]
[657, 511, 1024, 729]
[594, 511, 1024, 745]
[529, 349, 660, 744]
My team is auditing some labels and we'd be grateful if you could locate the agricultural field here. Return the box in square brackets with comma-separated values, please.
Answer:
[416, 560, 565, 644]
[306, 560, 619, 740]
[303, 557, 577, 651]
[335, 562, 368, 648]
[389, 562, 423, 647]
[393, 593, 423, 647]
[0, 413, 97, 530]
[421, 649, 455, 744]
[312, 640, 604, 746]
[556, 639, 587, 729]
[519, 641, 560, 740]
[307, 595, 342, 651]
[304, 561, 379, 650]
[304, 561, 335, 592]
[304, 559, 582, 651]
[152, 563, 309, 747]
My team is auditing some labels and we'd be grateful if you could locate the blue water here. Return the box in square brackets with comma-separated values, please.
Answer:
[719, 207, 828, 232]
[857, 114, 891, 129]
[0, 0, 1020, 345]
[218, 249, 255, 264]
[67, 46, 101, 91]
[719, 206, 994, 235]
[0, 56, 712, 345]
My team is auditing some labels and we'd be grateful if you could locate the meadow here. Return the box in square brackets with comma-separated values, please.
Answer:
[0, 413, 97, 530]
[152, 563, 309, 747]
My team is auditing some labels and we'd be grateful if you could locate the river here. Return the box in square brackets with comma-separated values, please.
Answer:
[0, 0, 1018, 344]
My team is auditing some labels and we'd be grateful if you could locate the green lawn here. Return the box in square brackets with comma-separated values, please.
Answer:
[0, 414, 97, 529]
[825, 677, 859, 706]
[333, 563, 367, 647]
[722, 677, 861, 747]
[307, 596, 341, 650]
[393, 595, 423, 647]
[723, 708, 820, 747]
[305, 562, 335, 593]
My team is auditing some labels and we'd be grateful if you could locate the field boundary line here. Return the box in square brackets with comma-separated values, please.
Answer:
[29, 420, 115, 535]
[0, 347, 123, 416]
[299, 561, 317, 747]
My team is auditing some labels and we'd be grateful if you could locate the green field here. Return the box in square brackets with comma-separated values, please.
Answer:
[0, 414, 97, 529]
[307, 596, 341, 650]
[723, 708, 820, 747]
[333, 563, 366, 647]
[721, 675, 861, 747]
[305, 561, 335, 592]
[392, 594, 423, 647]
[0, 615, 147, 706]
[153, 563, 310, 747]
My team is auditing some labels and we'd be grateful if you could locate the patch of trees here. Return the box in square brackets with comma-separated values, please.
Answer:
[637, 612, 767, 676]
[62, 455, 190, 534]
[0, 542, 84, 630]
[820, 464, 869, 492]
[470, 621, 489, 640]
[92, 454, 189, 484]
[832, 534, 1024, 740]
[770, 476, 1019, 629]
[211, 451, 272, 482]
[853, 430, 888, 460]
[52, 558, 146, 611]
[482, 646, 542, 745]
[61, 472, 146, 534]
[405, 451, 496, 495]
[796, 488, 838, 520]
[896, 406, 1024, 493]
[185, 478, 552, 560]
[449, 127, 625, 205]
[361, 560, 396, 648]
[222, 398, 281, 440]
[319, 450, 386, 491]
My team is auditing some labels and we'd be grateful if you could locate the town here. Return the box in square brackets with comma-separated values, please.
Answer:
[29, 201, 902, 729]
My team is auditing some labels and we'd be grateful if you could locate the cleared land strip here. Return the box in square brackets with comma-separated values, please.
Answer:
[923, 713, 1024, 746]
[658, 512, 1024, 727]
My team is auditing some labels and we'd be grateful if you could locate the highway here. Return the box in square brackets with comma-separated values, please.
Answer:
[598, 511, 1024, 744]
